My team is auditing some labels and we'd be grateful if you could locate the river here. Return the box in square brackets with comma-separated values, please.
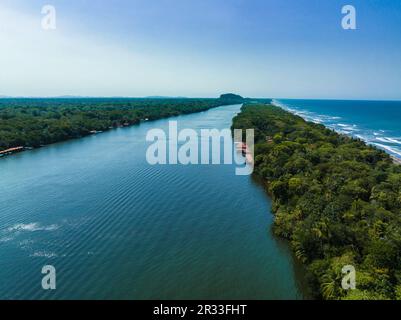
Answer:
[0, 104, 306, 299]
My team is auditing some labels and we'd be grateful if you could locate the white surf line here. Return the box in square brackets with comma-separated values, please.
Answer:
[272, 99, 401, 163]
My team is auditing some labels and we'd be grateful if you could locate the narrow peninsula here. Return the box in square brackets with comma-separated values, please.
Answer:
[232, 103, 401, 300]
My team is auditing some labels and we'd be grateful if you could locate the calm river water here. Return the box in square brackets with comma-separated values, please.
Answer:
[0, 104, 306, 299]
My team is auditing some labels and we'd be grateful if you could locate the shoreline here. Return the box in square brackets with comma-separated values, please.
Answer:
[392, 156, 401, 165]
[271, 99, 401, 166]
[0, 100, 241, 160]
[232, 103, 401, 300]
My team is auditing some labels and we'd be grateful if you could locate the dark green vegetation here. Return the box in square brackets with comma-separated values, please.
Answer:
[0, 95, 244, 152]
[232, 104, 401, 300]
[219, 93, 246, 104]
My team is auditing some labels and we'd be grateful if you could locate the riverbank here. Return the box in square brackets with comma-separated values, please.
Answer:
[232, 103, 401, 300]
[0, 146, 25, 157]
[0, 95, 245, 159]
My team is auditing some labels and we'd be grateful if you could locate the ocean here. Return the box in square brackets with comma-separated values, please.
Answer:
[273, 99, 401, 160]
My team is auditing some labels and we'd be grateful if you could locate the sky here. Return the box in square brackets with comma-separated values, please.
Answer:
[0, 0, 401, 99]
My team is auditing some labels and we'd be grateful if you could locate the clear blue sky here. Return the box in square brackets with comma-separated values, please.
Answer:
[1, 0, 401, 99]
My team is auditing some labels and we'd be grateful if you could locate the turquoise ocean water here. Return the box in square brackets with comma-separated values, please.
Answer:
[274, 99, 401, 160]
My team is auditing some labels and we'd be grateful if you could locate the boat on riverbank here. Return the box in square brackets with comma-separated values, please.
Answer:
[0, 146, 24, 157]
[235, 142, 254, 164]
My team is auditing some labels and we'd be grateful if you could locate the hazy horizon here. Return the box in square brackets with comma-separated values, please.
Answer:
[1, 95, 401, 102]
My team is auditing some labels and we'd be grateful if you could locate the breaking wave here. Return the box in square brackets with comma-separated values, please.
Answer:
[272, 99, 401, 160]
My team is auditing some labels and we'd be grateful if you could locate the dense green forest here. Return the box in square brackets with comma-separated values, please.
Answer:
[0, 95, 244, 153]
[232, 104, 401, 300]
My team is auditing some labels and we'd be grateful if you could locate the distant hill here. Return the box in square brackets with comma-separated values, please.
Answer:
[219, 93, 245, 104]
[0, 93, 249, 101]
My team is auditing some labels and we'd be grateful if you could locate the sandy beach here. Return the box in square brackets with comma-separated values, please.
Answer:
[392, 156, 401, 165]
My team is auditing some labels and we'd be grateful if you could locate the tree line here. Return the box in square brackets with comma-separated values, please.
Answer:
[0, 95, 244, 152]
[232, 103, 401, 300]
